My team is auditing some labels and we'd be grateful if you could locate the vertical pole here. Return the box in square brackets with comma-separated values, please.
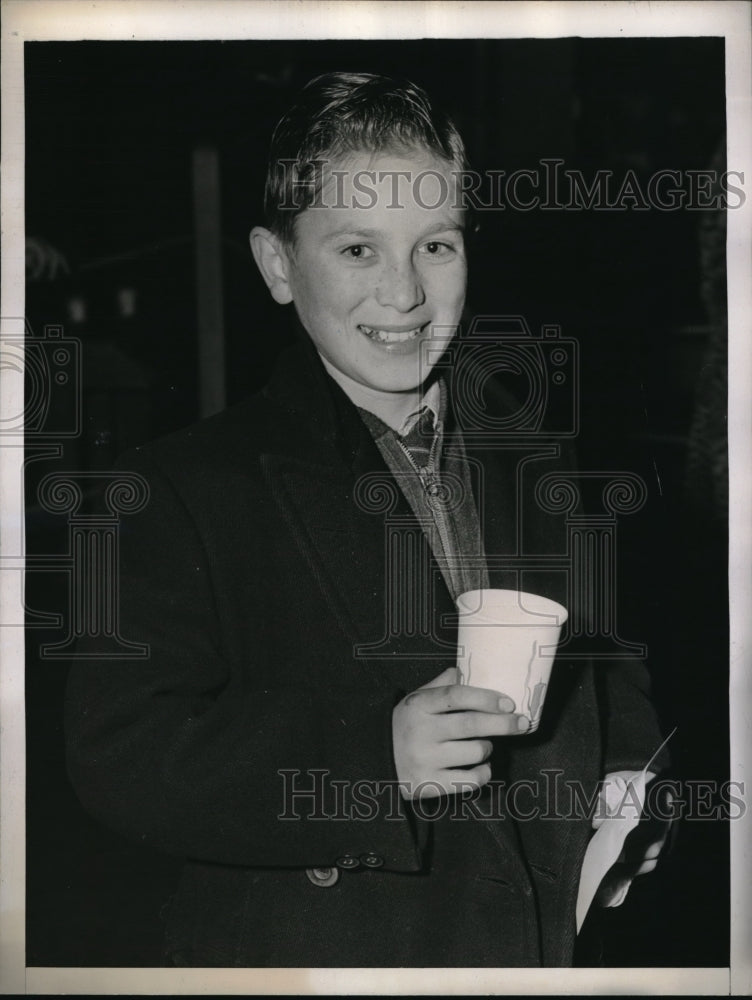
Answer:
[192, 146, 226, 418]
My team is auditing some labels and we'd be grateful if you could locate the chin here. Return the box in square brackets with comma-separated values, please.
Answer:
[367, 369, 429, 395]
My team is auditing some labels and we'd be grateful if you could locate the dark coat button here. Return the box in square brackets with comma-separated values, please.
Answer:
[336, 854, 360, 870]
[360, 853, 384, 868]
[305, 867, 340, 887]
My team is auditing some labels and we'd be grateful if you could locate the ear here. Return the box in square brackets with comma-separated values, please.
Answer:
[250, 226, 293, 305]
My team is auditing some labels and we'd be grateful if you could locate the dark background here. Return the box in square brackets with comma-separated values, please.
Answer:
[24, 38, 728, 967]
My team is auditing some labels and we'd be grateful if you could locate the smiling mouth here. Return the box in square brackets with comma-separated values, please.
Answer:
[358, 322, 427, 344]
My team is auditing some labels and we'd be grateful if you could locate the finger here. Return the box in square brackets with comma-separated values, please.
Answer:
[443, 763, 493, 794]
[439, 709, 529, 739]
[621, 837, 665, 868]
[418, 667, 459, 690]
[634, 858, 659, 876]
[598, 876, 632, 908]
[642, 840, 665, 861]
[419, 683, 516, 715]
[434, 738, 493, 768]
[409, 762, 492, 799]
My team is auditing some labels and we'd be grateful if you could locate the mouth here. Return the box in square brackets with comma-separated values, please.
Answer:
[358, 322, 428, 345]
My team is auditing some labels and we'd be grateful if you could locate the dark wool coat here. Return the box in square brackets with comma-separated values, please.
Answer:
[65, 332, 665, 968]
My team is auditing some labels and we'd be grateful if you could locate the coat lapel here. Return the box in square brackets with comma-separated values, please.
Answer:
[259, 336, 457, 672]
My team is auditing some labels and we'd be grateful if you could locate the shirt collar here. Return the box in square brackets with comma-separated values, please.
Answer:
[356, 378, 446, 443]
[398, 379, 442, 436]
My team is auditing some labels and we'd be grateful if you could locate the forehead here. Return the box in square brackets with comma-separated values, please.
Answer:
[293, 146, 464, 243]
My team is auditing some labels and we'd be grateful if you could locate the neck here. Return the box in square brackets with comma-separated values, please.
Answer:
[319, 356, 424, 432]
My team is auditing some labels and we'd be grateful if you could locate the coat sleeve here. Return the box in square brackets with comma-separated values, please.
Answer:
[596, 658, 671, 776]
[64, 454, 423, 873]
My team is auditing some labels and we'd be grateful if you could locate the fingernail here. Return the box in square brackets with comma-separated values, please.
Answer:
[498, 696, 515, 713]
[517, 715, 530, 732]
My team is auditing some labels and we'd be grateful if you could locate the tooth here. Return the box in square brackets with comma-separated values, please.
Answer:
[361, 325, 421, 342]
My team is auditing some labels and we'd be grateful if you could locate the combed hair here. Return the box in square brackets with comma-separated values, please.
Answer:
[264, 71, 469, 245]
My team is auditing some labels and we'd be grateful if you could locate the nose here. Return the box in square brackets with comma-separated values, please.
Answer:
[375, 257, 425, 313]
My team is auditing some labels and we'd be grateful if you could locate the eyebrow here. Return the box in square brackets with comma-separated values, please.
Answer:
[321, 221, 465, 244]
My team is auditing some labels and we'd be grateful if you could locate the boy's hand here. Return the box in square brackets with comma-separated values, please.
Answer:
[593, 770, 670, 908]
[392, 666, 529, 800]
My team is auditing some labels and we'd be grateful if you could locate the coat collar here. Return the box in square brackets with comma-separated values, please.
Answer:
[261, 319, 377, 478]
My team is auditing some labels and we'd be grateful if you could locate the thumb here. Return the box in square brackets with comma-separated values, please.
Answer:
[597, 875, 632, 908]
[420, 666, 459, 689]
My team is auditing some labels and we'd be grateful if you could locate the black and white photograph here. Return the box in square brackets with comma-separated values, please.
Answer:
[1, 1, 750, 994]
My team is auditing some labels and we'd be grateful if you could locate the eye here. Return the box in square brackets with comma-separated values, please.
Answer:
[420, 240, 454, 257]
[341, 244, 374, 260]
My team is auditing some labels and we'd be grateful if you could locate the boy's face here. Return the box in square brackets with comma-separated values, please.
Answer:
[281, 148, 467, 395]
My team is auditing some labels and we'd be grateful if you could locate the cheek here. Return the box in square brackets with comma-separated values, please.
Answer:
[328, 269, 374, 309]
[427, 264, 466, 308]
[293, 266, 341, 319]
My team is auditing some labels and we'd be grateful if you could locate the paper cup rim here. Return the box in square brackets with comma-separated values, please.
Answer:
[455, 588, 569, 625]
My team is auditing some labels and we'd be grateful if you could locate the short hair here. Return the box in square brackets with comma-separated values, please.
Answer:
[263, 71, 470, 245]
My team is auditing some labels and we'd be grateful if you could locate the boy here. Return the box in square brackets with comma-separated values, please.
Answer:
[66, 72, 667, 967]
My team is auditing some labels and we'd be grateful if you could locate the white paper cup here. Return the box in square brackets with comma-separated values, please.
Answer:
[455, 589, 568, 733]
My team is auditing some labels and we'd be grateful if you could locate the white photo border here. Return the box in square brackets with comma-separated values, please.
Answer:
[1, 1, 750, 995]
